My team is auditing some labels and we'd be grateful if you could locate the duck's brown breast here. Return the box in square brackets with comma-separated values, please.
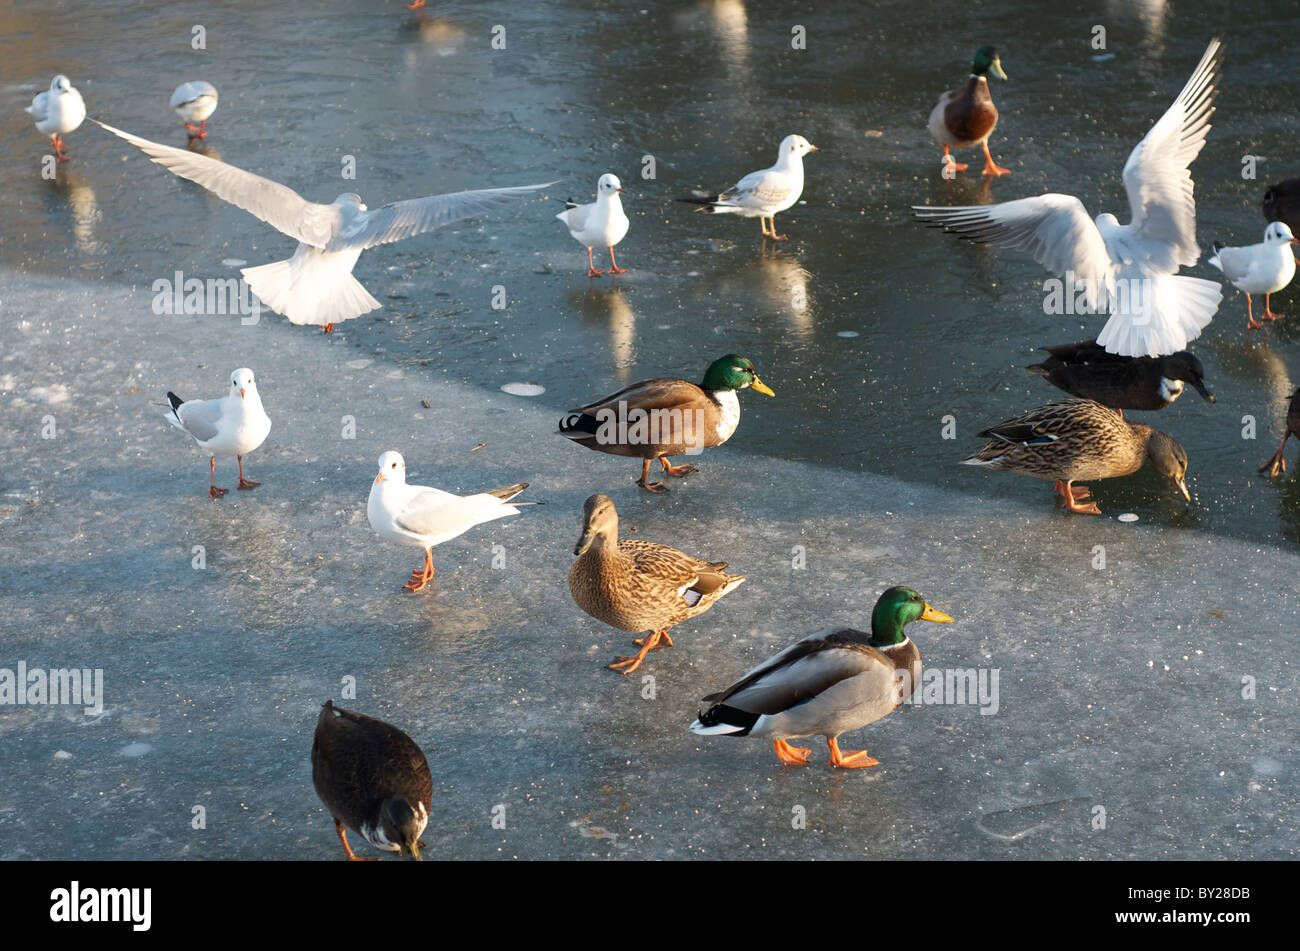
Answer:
[944, 76, 998, 145]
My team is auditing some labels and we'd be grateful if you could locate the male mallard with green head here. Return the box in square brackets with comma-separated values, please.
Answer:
[928, 45, 1009, 177]
[558, 355, 774, 492]
[691, 587, 954, 768]
[569, 494, 745, 674]
[311, 701, 432, 861]
[962, 399, 1190, 513]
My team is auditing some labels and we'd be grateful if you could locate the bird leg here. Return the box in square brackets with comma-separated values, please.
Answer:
[586, 247, 605, 279]
[1260, 432, 1292, 477]
[608, 629, 668, 674]
[406, 0, 426, 7]
[185, 121, 208, 140]
[826, 736, 879, 768]
[323, 323, 334, 334]
[941, 146, 968, 173]
[51, 134, 70, 163]
[772, 739, 812, 766]
[1263, 292, 1285, 321]
[607, 247, 627, 275]
[636, 458, 668, 493]
[1054, 480, 1100, 514]
[335, 819, 379, 861]
[403, 549, 435, 592]
[208, 457, 228, 499]
[980, 141, 1010, 177]
[766, 216, 789, 241]
[1246, 294, 1264, 330]
[236, 455, 259, 490]
[659, 456, 698, 478]
[633, 630, 673, 648]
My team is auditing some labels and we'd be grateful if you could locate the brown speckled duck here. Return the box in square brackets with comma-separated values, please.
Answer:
[962, 399, 1190, 513]
[927, 45, 1009, 177]
[568, 494, 745, 674]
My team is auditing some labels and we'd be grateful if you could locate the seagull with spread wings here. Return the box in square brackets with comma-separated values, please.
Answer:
[914, 39, 1223, 358]
[95, 119, 555, 332]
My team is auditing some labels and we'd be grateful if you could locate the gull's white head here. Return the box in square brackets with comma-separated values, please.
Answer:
[230, 367, 257, 400]
[1263, 221, 1297, 245]
[334, 193, 368, 212]
[51, 75, 73, 94]
[374, 450, 406, 485]
[780, 134, 818, 159]
[597, 173, 624, 197]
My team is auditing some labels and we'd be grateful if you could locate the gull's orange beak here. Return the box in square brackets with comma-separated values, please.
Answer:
[375, 473, 384, 484]
[240, 388, 246, 399]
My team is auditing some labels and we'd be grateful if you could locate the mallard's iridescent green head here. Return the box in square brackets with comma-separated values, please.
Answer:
[1145, 431, 1190, 501]
[701, 355, 775, 396]
[972, 46, 1007, 80]
[870, 586, 954, 647]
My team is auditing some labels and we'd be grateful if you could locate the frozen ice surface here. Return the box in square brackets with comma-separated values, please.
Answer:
[0, 272, 1295, 860]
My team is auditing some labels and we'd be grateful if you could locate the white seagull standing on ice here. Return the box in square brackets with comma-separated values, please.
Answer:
[166, 368, 272, 499]
[26, 75, 86, 163]
[914, 39, 1223, 358]
[1207, 222, 1298, 329]
[678, 134, 818, 241]
[94, 119, 556, 333]
[170, 81, 218, 141]
[557, 174, 629, 277]
[367, 451, 536, 593]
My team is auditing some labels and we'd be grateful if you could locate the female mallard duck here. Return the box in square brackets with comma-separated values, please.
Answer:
[311, 700, 432, 861]
[569, 494, 745, 674]
[1027, 340, 1214, 411]
[1260, 387, 1300, 477]
[962, 399, 1190, 514]
[928, 45, 1009, 177]
[558, 354, 774, 492]
[690, 587, 953, 768]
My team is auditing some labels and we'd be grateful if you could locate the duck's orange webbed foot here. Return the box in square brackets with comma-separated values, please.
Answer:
[659, 457, 698, 478]
[608, 630, 666, 674]
[772, 739, 812, 766]
[826, 737, 879, 768]
[980, 142, 1010, 177]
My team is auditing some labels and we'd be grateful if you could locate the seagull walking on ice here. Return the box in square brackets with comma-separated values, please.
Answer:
[677, 134, 818, 241]
[95, 119, 555, 332]
[914, 40, 1223, 358]
[166, 367, 272, 499]
[1207, 222, 1298, 329]
[366, 451, 536, 593]
[170, 81, 218, 141]
[26, 75, 86, 163]
[557, 173, 629, 277]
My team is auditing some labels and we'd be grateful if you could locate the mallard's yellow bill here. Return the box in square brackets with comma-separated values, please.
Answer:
[751, 377, 775, 397]
[921, 604, 954, 623]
